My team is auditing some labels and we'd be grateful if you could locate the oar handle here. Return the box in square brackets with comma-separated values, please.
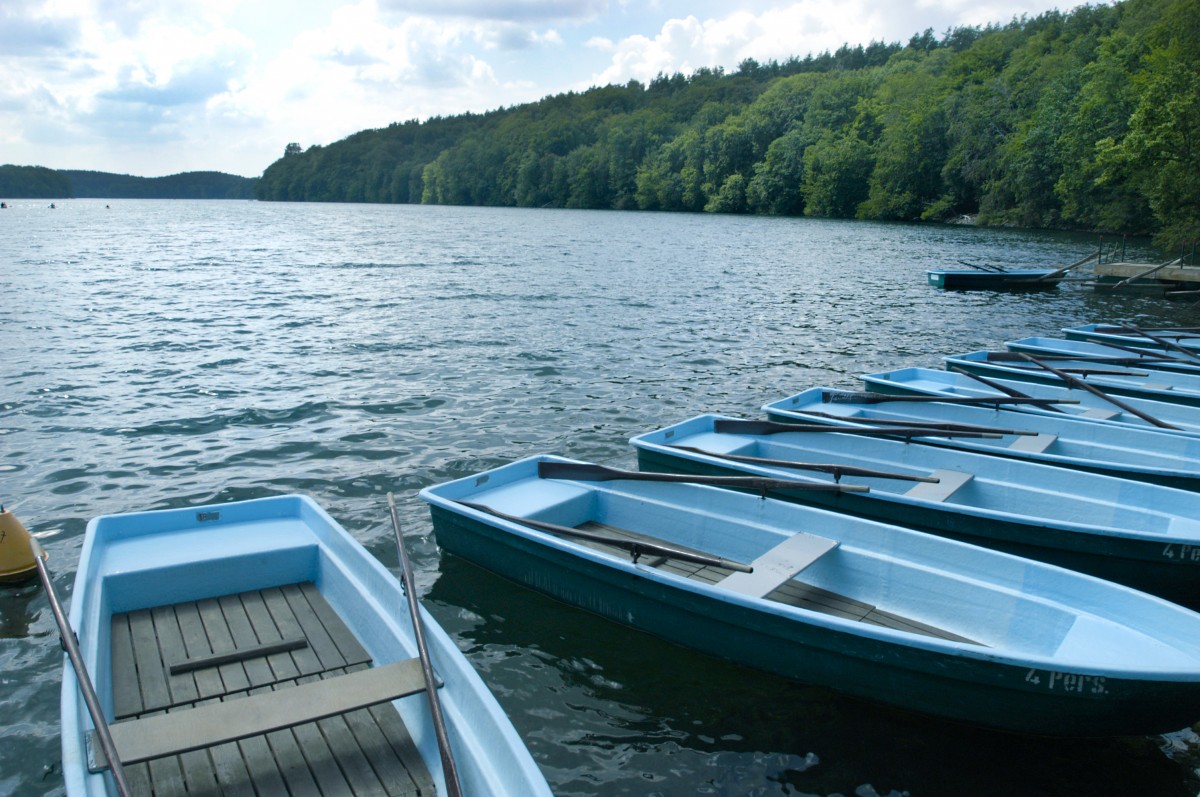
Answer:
[387, 494, 463, 797]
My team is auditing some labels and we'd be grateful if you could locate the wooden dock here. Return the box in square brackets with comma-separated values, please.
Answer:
[1094, 261, 1200, 295]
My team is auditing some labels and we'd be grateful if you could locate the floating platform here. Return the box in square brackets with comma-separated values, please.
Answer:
[1093, 261, 1200, 296]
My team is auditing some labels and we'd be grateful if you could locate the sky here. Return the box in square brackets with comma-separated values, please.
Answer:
[0, 0, 1092, 178]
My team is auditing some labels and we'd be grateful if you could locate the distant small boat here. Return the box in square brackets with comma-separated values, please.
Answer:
[927, 268, 1065, 290]
[944, 350, 1200, 408]
[630, 414, 1200, 605]
[61, 495, 550, 797]
[863, 366, 1200, 437]
[1006, 337, 1200, 376]
[928, 251, 1095, 290]
[421, 454, 1200, 736]
[764, 387, 1200, 491]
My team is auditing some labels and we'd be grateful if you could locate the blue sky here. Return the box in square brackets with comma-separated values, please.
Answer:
[0, 1, 1091, 178]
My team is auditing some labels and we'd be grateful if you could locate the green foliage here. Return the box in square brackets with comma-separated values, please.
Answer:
[251, 0, 1197, 244]
[0, 167, 254, 199]
[0, 165, 72, 198]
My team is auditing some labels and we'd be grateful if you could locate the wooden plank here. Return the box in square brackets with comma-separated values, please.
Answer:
[904, 469, 973, 502]
[243, 589, 303, 682]
[197, 597, 254, 695]
[220, 593, 278, 689]
[110, 613, 143, 719]
[265, 586, 328, 677]
[1081, 407, 1120, 419]
[150, 605, 200, 709]
[93, 659, 429, 768]
[298, 581, 372, 666]
[128, 609, 172, 713]
[368, 703, 436, 796]
[1007, 433, 1056, 453]
[718, 533, 838, 598]
[173, 602, 226, 701]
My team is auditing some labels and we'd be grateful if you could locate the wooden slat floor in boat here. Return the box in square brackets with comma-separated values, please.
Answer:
[110, 581, 435, 797]
[577, 522, 978, 645]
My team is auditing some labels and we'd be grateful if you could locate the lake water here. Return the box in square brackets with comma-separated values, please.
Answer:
[2, 199, 1198, 796]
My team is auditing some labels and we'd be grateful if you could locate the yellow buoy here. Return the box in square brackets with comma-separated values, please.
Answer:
[0, 506, 42, 585]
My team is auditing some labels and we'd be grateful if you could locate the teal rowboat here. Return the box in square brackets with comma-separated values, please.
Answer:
[630, 415, 1200, 606]
[926, 269, 1064, 290]
[862, 367, 1200, 437]
[945, 350, 1200, 408]
[420, 455, 1200, 736]
[61, 495, 551, 797]
[764, 387, 1200, 491]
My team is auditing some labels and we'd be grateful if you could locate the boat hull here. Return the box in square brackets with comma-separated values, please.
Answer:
[927, 270, 1062, 290]
[422, 457, 1200, 736]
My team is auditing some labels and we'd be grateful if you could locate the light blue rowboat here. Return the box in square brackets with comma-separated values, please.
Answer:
[763, 387, 1200, 491]
[630, 414, 1200, 606]
[62, 495, 551, 797]
[862, 367, 1200, 437]
[945, 350, 1200, 408]
[1064, 323, 1200, 355]
[420, 455, 1200, 736]
[1007, 337, 1200, 376]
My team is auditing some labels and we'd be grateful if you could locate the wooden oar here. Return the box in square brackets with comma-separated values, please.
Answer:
[31, 538, 133, 797]
[991, 349, 1176, 367]
[1069, 337, 1199, 364]
[711, 419, 1002, 439]
[1033, 249, 1102, 282]
[1017, 354, 1180, 431]
[970, 354, 1150, 378]
[387, 493, 463, 797]
[536, 460, 867, 493]
[947, 366, 1068, 413]
[666, 445, 937, 483]
[821, 390, 1074, 407]
[458, 500, 754, 573]
[1114, 325, 1200, 366]
[781, 410, 1036, 437]
[958, 260, 1007, 272]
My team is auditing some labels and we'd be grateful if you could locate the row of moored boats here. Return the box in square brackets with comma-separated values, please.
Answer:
[42, 321, 1200, 796]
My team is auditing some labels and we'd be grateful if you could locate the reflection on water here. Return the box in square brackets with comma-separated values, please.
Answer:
[1, 200, 1196, 796]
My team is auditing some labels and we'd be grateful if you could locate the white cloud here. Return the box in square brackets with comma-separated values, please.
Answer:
[589, 2, 895, 86]
[378, 0, 609, 22]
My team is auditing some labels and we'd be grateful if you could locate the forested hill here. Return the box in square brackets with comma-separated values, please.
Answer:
[257, 0, 1199, 247]
[0, 166, 256, 199]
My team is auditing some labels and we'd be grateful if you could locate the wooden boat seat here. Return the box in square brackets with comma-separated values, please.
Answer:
[91, 658, 430, 770]
[717, 532, 839, 598]
[1007, 433, 1056, 454]
[1080, 407, 1120, 419]
[904, 469, 973, 502]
